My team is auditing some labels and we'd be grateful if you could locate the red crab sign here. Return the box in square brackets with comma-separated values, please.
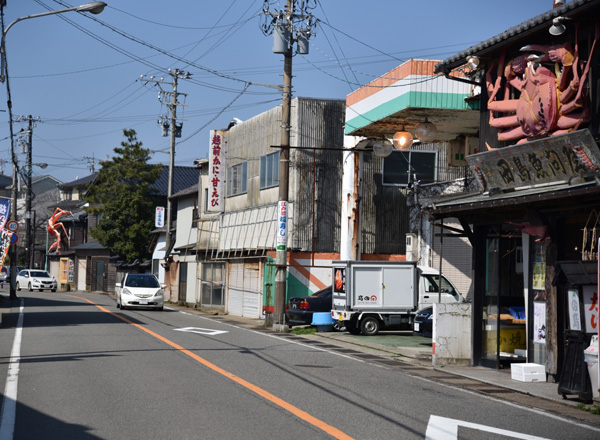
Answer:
[486, 22, 599, 148]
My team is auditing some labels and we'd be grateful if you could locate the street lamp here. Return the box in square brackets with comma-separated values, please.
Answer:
[1, 1, 107, 300]
[1, 2, 107, 83]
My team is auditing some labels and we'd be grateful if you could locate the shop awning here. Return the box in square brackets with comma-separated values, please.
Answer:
[554, 260, 598, 286]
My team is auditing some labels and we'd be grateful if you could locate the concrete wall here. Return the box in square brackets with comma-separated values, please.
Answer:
[433, 302, 472, 366]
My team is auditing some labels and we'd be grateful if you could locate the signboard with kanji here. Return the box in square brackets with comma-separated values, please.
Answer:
[276, 201, 287, 251]
[208, 130, 225, 212]
[467, 129, 600, 192]
[155, 206, 165, 228]
[0, 199, 11, 232]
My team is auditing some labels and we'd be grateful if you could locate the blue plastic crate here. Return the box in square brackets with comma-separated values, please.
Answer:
[509, 306, 526, 320]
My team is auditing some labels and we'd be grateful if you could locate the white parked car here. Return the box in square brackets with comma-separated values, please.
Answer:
[16, 270, 58, 292]
[116, 273, 164, 311]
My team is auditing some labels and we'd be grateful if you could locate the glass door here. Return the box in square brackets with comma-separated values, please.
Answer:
[481, 236, 500, 368]
[479, 229, 528, 368]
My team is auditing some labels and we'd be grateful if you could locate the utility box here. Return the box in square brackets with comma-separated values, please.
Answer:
[511, 363, 545, 382]
[405, 233, 417, 262]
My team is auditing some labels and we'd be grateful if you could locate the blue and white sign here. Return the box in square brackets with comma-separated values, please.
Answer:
[276, 201, 287, 251]
[155, 206, 165, 228]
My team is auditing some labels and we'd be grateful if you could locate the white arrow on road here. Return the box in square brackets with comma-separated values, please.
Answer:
[174, 327, 228, 336]
[426, 415, 550, 440]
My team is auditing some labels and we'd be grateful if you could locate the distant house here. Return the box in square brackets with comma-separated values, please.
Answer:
[160, 183, 200, 304]
[11, 174, 63, 269]
[0, 174, 12, 199]
[47, 166, 200, 293]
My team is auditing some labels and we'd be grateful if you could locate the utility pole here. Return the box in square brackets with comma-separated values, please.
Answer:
[25, 115, 34, 269]
[83, 153, 96, 173]
[142, 69, 190, 290]
[15, 115, 40, 270]
[274, 0, 293, 327]
[165, 71, 178, 255]
[262, 0, 314, 326]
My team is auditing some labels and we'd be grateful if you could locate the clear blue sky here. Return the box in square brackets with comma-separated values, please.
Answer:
[1, 0, 554, 183]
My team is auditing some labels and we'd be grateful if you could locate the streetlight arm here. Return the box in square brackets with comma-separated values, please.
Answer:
[0, 2, 106, 83]
[3, 2, 106, 37]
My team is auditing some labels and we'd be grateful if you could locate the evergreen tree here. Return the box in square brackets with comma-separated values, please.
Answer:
[85, 129, 162, 261]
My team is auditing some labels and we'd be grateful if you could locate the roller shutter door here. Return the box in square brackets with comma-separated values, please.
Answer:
[227, 260, 262, 318]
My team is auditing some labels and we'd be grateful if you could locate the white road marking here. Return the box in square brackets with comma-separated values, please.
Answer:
[0, 299, 24, 440]
[414, 375, 600, 434]
[426, 415, 551, 440]
[174, 327, 229, 336]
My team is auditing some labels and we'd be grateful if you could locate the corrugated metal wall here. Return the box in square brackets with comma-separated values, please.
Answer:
[361, 152, 409, 254]
[290, 98, 345, 253]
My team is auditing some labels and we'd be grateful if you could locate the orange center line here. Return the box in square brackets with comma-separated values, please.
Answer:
[66, 294, 355, 440]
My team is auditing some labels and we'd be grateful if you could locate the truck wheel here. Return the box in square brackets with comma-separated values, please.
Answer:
[360, 316, 380, 336]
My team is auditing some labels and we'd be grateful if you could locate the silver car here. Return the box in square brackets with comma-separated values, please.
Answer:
[16, 269, 58, 292]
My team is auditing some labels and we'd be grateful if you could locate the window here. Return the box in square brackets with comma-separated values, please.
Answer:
[201, 263, 225, 307]
[226, 161, 247, 196]
[383, 150, 437, 186]
[260, 151, 280, 189]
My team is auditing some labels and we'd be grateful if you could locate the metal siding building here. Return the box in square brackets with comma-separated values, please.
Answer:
[199, 97, 347, 318]
[291, 98, 345, 253]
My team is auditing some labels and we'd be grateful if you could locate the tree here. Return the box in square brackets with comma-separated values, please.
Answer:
[85, 129, 162, 261]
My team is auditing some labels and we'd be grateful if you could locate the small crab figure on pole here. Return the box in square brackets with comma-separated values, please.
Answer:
[47, 208, 72, 253]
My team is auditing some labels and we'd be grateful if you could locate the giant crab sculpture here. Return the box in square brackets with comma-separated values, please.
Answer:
[47, 208, 72, 253]
[485, 22, 599, 148]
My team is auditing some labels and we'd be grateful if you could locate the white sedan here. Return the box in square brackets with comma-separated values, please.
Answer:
[116, 273, 164, 311]
[16, 270, 58, 292]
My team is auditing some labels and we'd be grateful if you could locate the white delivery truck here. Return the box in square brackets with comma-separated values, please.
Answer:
[330, 260, 465, 336]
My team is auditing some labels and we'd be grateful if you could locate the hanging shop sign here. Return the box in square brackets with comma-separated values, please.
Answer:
[567, 289, 583, 331]
[155, 206, 165, 228]
[208, 130, 225, 213]
[467, 129, 600, 192]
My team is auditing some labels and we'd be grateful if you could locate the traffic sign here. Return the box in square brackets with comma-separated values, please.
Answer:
[6, 221, 18, 232]
[10, 233, 18, 244]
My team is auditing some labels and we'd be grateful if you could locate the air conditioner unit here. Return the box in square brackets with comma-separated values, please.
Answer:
[406, 233, 417, 261]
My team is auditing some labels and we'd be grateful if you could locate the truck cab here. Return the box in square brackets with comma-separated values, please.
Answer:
[417, 266, 465, 309]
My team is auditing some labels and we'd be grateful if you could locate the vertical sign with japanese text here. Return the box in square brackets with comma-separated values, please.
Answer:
[155, 206, 165, 228]
[0, 198, 10, 231]
[568, 289, 582, 331]
[208, 130, 225, 212]
[0, 199, 12, 270]
[276, 201, 287, 250]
